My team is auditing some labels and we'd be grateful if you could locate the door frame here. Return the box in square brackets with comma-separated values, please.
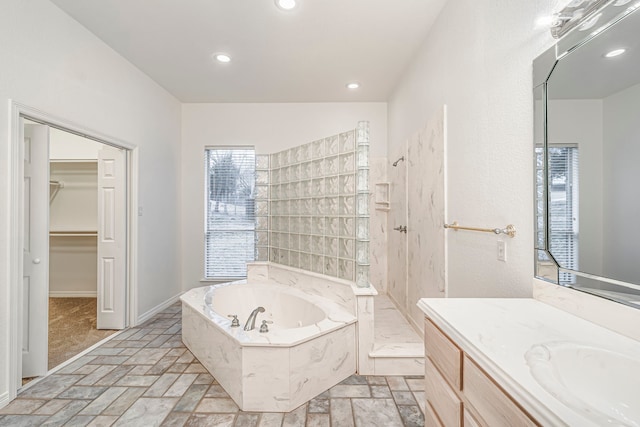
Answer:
[7, 100, 139, 399]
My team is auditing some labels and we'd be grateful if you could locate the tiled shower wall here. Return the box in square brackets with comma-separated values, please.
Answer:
[388, 106, 446, 331]
[254, 122, 370, 287]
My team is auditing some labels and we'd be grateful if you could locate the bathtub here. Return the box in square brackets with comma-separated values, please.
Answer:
[180, 281, 357, 412]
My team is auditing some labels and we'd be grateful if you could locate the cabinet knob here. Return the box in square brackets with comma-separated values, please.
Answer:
[33, 258, 41, 264]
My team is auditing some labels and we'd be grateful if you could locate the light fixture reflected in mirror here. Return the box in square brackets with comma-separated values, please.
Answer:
[214, 53, 231, 63]
[604, 48, 626, 57]
[535, 15, 555, 27]
[346, 82, 360, 90]
[275, 0, 297, 11]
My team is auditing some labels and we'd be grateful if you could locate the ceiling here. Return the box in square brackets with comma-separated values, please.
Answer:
[50, 0, 448, 103]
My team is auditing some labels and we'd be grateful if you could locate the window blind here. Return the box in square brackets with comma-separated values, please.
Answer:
[205, 148, 256, 279]
[547, 146, 579, 284]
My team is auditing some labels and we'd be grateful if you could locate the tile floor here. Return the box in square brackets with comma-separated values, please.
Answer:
[1, 303, 426, 427]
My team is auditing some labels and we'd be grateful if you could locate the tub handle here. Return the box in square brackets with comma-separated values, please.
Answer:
[259, 320, 273, 333]
[227, 315, 240, 327]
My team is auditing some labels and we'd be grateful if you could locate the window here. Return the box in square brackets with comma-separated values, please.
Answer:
[536, 146, 579, 283]
[205, 148, 256, 279]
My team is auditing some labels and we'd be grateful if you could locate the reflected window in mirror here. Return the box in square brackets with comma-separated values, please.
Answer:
[549, 146, 579, 283]
[536, 146, 579, 284]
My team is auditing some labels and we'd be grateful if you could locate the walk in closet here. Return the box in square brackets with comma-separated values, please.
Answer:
[49, 129, 101, 297]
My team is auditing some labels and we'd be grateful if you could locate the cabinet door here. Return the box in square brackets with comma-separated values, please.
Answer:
[463, 356, 538, 427]
[425, 317, 462, 389]
[425, 401, 444, 427]
[425, 357, 462, 427]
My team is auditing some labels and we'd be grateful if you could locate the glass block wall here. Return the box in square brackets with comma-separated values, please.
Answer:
[254, 122, 370, 287]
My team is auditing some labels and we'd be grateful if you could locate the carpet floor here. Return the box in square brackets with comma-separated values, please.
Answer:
[48, 298, 118, 370]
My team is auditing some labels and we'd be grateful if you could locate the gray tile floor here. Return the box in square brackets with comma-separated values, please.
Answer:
[0, 304, 425, 427]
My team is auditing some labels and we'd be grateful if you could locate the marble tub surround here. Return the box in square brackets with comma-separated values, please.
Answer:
[181, 279, 358, 411]
[182, 281, 356, 346]
[245, 262, 382, 377]
[247, 261, 367, 315]
[418, 298, 640, 426]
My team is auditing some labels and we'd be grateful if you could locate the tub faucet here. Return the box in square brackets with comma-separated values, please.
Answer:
[259, 320, 273, 333]
[244, 306, 265, 331]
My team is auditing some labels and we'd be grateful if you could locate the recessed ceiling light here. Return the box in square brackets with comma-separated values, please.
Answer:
[605, 48, 626, 58]
[346, 82, 360, 90]
[275, 0, 297, 11]
[214, 53, 231, 63]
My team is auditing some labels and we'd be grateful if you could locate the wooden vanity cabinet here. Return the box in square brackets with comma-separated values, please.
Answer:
[424, 317, 540, 427]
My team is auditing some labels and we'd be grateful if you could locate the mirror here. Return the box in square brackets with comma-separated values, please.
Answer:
[534, 2, 640, 307]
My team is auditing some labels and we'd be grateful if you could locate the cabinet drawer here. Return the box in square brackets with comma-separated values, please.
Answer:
[463, 356, 539, 427]
[425, 356, 462, 427]
[425, 401, 444, 427]
[424, 317, 462, 389]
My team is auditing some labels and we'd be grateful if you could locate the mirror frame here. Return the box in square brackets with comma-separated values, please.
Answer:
[533, 1, 640, 306]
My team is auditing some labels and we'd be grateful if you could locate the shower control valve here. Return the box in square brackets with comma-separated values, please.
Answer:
[393, 225, 407, 233]
[227, 314, 240, 327]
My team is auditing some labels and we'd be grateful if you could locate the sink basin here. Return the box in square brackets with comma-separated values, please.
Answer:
[525, 342, 640, 426]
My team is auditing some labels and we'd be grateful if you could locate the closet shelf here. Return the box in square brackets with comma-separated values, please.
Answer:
[50, 159, 98, 163]
[49, 231, 97, 237]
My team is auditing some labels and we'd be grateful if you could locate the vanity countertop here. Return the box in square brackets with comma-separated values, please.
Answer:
[418, 298, 640, 427]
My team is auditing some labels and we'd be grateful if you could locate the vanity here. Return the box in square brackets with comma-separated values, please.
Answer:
[418, 295, 640, 426]
[419, 1, 640, 425]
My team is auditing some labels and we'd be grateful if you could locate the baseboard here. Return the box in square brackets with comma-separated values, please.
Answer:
[49, 291, 97, 298]
[0, 391, 10, 410]
[136, 292, 183, 326]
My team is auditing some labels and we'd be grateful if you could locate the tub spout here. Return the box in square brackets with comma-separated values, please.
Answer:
[244, 306, 265, 331]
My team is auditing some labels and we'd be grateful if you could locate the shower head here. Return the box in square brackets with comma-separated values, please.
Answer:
[392, 156, 405, 167]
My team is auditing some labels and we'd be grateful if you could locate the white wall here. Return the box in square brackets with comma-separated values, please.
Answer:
[181, 103, 387, 289]
[50, 127, 102, 160]
[0, 0, 181, 401]
[547, 99, 603, 276]
[387, 0, 567, 297]
[603, 83, 640, 283]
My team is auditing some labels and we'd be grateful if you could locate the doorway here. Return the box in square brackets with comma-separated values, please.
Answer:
[47, 127, 122, 371]
[10, 103, 137, 395]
